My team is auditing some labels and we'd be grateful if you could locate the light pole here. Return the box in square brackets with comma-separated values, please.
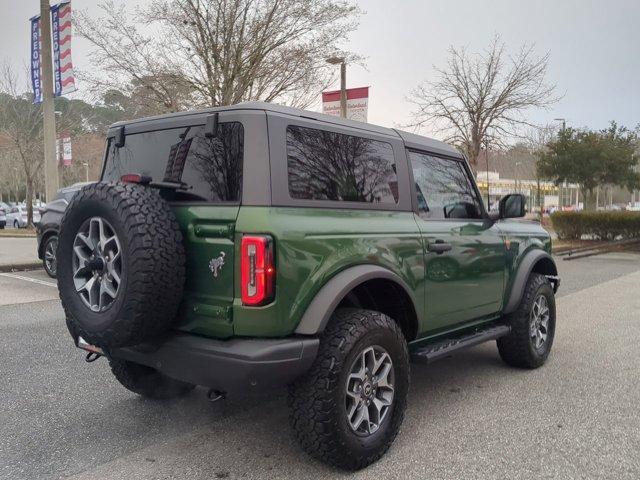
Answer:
[82, 162, 89, 182]
[484, 140, 491, 209]
[554, 117, 566, 133]
[514, 161, 522, 194]
[40, 0, 59, 202]
[326, 56, 347, 118]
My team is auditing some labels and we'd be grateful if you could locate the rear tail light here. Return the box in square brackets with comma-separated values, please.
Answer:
[241, 235, 275, 306]
[120, 174, 152, 184]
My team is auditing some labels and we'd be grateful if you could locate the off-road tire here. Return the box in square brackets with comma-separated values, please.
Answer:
[57, 182, 185, 349]
[497, 273, 555, 368]
[110, 358, 195, 399]
[288, 309, 410, 470]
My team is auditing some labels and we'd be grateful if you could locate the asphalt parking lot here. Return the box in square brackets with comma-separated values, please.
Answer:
[1, 253, 639, 479]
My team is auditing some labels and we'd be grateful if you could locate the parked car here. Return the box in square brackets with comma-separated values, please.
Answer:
[6, 204, 40, 228]
[0, 201, 8, 229]
[56, 102, 559, 470]
[37, 182, 95, 278]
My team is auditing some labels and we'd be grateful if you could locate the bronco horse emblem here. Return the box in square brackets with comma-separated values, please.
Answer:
[208, 252, 226, 278]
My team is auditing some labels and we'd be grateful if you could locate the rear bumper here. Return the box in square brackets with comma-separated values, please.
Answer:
[109, 334, 320, 395]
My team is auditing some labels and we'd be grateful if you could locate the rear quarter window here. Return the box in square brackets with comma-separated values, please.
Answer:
[103, 122, 244, 202]
[286, 125, 398, 204]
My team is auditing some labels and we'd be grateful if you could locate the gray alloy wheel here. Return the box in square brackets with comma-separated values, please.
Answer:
[43, 236, 58, 277]
[72, 217, 122, 312]
[530, 294, 550, 350]
[345, 345, 395, 436]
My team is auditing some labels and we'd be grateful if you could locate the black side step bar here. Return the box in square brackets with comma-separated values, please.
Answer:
[411, 325, 511, 364]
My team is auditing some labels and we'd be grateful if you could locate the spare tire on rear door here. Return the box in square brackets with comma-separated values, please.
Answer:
[57, 182, 186, 349]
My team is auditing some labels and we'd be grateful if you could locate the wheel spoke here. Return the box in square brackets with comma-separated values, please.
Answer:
[372, 352, 389, 376]
[376, 362, 394, 391]
[351, 403, 367, 432]
[101, 278, 118, 299]
[76, 275, 94, 293]
[97, 218, 108, 253]
[76, 232, 93, 251]
[346, 385, 360, 400]
[347, 401, 358, 421]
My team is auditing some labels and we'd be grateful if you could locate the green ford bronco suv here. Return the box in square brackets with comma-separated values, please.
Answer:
[57, 102, 559, 470]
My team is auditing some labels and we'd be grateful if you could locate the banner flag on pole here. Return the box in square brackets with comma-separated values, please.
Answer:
[30, 15, 43, 104]
[51, 1, 76, 96]
[62, 135, 72, 166]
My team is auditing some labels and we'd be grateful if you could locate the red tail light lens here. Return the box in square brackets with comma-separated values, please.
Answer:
[120, 174, 151, 184]
[241, 235, 275, 306]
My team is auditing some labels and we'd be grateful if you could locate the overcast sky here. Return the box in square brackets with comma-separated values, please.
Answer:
[2, 0, 639, 137]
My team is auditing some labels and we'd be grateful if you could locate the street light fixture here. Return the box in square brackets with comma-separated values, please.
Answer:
[553, 117, 566, 132]
[326, 56, 347, 118]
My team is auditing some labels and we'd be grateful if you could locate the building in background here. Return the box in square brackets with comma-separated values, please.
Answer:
[474, 147, 637, 212]
[474, 148, 579, 212]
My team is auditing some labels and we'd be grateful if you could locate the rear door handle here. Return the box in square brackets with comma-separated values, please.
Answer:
[427, 240, 452, 254]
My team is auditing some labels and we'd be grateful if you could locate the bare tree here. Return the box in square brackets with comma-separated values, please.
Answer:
[0, 63, 44, 226]
[76, 0, 362, 113]
[524, 125, 557, 217]
[408, 36, 558, 166]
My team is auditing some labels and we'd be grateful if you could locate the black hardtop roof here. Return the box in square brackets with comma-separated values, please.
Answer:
[109, 101, 462, 158]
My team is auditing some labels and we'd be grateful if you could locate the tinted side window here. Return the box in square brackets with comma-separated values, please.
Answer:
[286, 125, 398, 203]
[103, 122, 243, 202]
[409, 151, 482, 220]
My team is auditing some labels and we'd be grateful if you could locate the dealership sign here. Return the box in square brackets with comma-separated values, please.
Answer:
[322, 87, 369, 122]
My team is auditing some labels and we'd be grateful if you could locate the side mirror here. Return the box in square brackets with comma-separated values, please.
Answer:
[499, 193, 526, 219]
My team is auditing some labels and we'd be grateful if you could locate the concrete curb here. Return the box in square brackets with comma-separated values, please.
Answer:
[0, 233, 38, 238]
[0, 262, 42, 273]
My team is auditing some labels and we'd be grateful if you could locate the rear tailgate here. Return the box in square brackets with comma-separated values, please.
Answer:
[102, 113, 250, 339]
[173, 205, 239, 338]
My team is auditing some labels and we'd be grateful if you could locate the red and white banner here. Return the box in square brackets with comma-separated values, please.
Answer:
[51, 1, 76, 96]
[322, 87, 369, 123]
[62, 135, 72, 166]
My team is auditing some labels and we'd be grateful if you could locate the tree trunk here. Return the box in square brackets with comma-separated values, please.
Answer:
[583, 187, 597, 211]
[469, 140, 481, 166]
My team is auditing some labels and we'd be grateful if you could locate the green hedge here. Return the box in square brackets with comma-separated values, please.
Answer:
[551, 211, 640, 240]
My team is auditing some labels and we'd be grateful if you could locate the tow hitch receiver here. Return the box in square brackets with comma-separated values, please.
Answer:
[77, 336, 104, 362]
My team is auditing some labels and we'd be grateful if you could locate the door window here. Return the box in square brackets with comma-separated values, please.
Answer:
[286, 125, 398, 203]
[409, 151, 482, 220]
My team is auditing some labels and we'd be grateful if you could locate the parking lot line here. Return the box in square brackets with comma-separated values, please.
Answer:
[0, 272, 57, 288]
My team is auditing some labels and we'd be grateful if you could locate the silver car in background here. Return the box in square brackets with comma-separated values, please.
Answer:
[0, 202, 8, 229]
[6, 205, 41, 228]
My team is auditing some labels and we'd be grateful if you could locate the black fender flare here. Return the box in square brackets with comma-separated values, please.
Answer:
[503, 250, 558, 314]
[294, 264, 420, 335]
